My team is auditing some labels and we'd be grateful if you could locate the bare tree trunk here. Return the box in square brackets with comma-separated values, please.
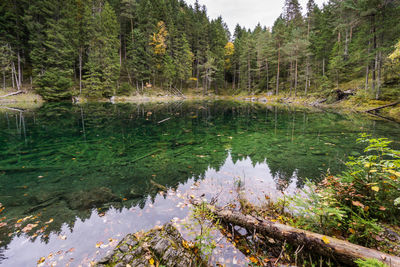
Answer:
[295, 58, 298, 96]
[232, 65, 236, 90]
[289, 59, 293, 95]
[79, 47, 83, 95]
[11, 62, 20, 91]
[365, 39, 371, 91]
[247, 55, 251, 92]
[344, 29, 349, 58]
[276, 44, 280, 95]
[322, 57, 325, 77]
[305, 58, 309, 95]
[17, 50, 22, 87]
[372, 15, 377, 93]
[376, 51, 382, 100]
[11, 65, 15, 89]
[3, 69, 5, 90]
[266, 59, 269, 90]
[119, 35, 122, 67]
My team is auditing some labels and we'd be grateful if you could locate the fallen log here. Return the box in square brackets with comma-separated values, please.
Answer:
[192, 201, 400, 266]
[364, 101, 400, 113]
[0, 91, 23, 98]
[0, 106, 24, 112]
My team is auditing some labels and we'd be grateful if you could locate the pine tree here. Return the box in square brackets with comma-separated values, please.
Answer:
[174, 34, 193, 90]
[84, 1, 120, 98]
[25, 0, 74, 101]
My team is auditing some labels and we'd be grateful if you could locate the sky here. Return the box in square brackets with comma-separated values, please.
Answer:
[185, 0, 326, 33]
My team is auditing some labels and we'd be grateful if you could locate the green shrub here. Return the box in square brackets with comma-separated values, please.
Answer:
[287, 134, 400, 245]
[355, 258, 389, 267]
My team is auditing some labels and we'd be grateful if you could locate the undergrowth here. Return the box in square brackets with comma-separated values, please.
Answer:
[287, 134, 400, 247]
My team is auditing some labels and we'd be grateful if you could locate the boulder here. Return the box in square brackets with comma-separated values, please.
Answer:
[96, 223, 203, 267]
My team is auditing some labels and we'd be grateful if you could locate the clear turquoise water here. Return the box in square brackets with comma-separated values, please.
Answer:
[0, 101, 399, 266]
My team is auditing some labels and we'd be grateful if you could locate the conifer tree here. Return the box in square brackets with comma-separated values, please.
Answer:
[84, 1, 120, 98]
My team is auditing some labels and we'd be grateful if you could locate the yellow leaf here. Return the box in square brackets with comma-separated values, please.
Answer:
[182, 240, 189, 249]
[371, 186, 380, 192]
[37, 257, 45, 264]
[349, 228, 356, 234]
[249, 256, 258, 263]
[322, 236, 330, 244]
[149, 258, 155, 265]
[388, 170, 400, 177]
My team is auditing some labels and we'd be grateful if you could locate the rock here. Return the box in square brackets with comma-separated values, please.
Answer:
[266, 91, 274, 96]
[95, 223, 203, 267]
[65, 187, 119, 210]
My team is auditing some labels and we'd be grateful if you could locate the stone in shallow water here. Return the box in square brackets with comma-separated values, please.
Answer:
[65, 187, 119, 210]
[95, 223, 202, 267]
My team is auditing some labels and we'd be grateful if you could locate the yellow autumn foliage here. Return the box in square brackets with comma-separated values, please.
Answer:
[389, 39, 400, 61]
[150, 21, 168, 56]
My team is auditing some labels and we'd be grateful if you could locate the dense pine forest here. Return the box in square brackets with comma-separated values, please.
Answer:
[1, 0, 400, 101]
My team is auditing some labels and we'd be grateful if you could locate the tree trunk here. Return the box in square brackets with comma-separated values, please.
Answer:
[11, 62, 20, 91]
[276, 44, 280, 95]
[305, 58, 309, 95]
[376, 50, 382, 100]
[194, 202, 400, 267]
[79, 47, 83, 95]
[17, 50, 22, 88]
[266, 59, 269, 90]
[11, 65, 15, 89]
[247, 55, 251, 92]
[372, 15, 377, 93]
[322, 57, 325, 76]
[3, 68, 5, 90]
[289, 59, 293, 95]
[294, 58, 298, 96]
[232, 65, 236, 90]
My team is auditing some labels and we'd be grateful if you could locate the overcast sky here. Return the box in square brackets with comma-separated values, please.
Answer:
[185, 0, 326, 33]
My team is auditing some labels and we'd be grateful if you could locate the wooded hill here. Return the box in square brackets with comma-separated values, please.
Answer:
[1, 0, 400, 101]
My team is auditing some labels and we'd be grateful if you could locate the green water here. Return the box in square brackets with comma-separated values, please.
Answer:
[0, 101, 398, 266]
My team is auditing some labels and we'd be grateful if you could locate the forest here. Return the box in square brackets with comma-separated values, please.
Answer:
[0, 0, 400, 101]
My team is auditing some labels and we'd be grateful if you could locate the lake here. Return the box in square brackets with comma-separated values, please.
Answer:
[0, 101, 399, 266]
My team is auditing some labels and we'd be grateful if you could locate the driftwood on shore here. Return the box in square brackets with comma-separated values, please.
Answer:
[364, 101, 400, 113]
[0, 91, 23, 98]
[192, 201, 400, 267]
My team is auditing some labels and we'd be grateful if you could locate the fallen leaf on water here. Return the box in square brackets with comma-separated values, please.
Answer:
[58, 235, 67, 240]
[0, 222, 7, 228]
[22, 223, 38, 233]
[37, 257, 45, 264]
[45, 218, 54, 224]
[67, 247, 75, 253]
[96, 241, 103, 248]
